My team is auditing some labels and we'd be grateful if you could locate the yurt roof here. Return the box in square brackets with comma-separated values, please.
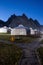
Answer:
[0, 26, 8, 29]
[15, 24, 29, 29]
[3, 26, 8, 28]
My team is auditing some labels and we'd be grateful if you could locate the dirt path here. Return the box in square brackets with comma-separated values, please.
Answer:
[18, 36, 43, 65]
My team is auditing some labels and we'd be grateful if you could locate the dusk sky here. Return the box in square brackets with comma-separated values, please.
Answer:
[0, 0, 43, 24]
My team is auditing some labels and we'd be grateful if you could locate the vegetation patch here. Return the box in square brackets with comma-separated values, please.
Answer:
[0, 43, 22, 65]
[40, 40, 43, 44]
[10, 35, 37, 43]
[37, 47, 43, 65]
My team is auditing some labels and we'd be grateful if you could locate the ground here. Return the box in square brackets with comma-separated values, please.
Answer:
[0, 34, 43, 65]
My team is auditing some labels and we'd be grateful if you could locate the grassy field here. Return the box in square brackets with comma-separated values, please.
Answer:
[14, 36, 36, 43]
[0, 43, 22, 65]
[0, 35, 37, 43]
[0, 34, 11, 41]
[37, 47, 43, 65]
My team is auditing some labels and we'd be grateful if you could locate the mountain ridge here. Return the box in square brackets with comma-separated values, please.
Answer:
[0, 14, 41, 30]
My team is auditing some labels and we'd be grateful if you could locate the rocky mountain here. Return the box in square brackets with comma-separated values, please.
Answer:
[0, 14, 41, 29]
[6, 14, 40, 29]
[0, 20, 5, 27]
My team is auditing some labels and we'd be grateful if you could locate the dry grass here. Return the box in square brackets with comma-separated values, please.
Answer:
[0, 43, 22, 65]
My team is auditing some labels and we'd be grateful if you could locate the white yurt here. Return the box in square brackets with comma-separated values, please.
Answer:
[11, 24, 27, 35]
[8, 27, 12, 30]
[29, 27, 35, 35]
[34, 29, 38, 34]
[0, 26, 8, 33]
[40, 30, 43, 34]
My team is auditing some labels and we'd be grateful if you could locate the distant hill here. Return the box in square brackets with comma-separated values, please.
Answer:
[0, 14, 41, 30]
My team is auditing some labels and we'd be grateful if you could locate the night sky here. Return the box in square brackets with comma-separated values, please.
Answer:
[0, 0, 43, 24]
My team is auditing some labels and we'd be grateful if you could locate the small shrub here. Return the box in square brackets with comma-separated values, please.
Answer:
[40, 40, 43, 44]
[10, 36, 15, 42]
[37, 47, 43, 65]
